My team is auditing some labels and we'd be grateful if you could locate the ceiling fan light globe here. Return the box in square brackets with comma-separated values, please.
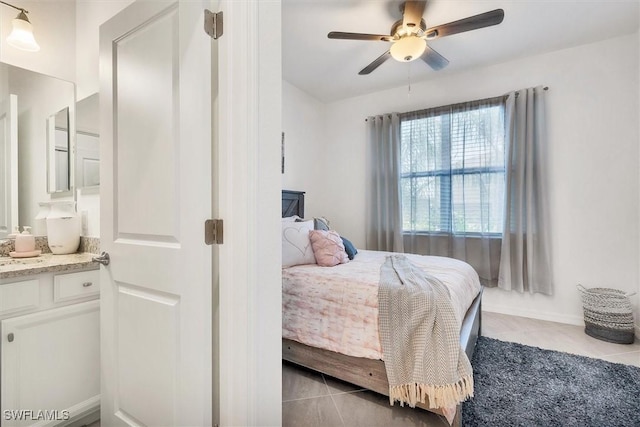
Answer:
[390, 36, 425, 62]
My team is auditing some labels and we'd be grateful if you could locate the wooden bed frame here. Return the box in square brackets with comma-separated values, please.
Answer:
[281, 190, 482, 426]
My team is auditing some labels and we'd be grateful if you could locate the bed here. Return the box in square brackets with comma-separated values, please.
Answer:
[281, 190, 482, 426]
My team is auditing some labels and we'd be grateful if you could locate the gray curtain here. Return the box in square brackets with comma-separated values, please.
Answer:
[402, 97, 505, 286]
[498, 86, 553, 294]
[365, 113, 404, 252]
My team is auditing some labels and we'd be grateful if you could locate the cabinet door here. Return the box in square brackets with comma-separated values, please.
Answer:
[1, 300, 99, 427]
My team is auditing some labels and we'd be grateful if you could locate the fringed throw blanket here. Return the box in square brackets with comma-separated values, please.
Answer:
[378, 255, 474, 411]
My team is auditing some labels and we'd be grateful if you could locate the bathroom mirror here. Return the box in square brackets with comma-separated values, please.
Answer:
[0, 62, 75, 235]
[47, 107, 71, 193]
[0, 94, 18, 238]
[75, 93, 99, 189]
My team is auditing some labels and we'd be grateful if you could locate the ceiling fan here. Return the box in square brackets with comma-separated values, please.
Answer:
[327, 1, 504, 75]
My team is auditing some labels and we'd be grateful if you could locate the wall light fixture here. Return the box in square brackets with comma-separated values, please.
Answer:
[0, 1, 39, 52]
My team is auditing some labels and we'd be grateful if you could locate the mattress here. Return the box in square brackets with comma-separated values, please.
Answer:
[282, 249, 482, 360]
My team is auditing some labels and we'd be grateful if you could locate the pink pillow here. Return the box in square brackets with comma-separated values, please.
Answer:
[309, 230, 349, 267]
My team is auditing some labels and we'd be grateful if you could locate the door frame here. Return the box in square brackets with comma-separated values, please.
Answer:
[216, 1, 282, 425]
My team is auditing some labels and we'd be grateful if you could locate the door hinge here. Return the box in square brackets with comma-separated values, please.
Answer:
[205, 219, 224, 245]
[204, 10, 223, 40]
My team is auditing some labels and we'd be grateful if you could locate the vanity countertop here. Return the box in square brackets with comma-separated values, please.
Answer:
[0, 252, 99, 280]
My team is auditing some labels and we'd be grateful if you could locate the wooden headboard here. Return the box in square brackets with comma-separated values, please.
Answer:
[282, 190, 305, 218]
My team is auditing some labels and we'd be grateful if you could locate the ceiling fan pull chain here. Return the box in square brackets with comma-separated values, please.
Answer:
[407, 62, 412, 96]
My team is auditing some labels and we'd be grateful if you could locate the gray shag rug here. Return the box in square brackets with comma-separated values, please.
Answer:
[462, 336, 640, 427]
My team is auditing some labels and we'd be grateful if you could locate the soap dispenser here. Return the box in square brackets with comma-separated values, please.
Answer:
[7, 225, 20, 239]
[15, 226, 36, 253]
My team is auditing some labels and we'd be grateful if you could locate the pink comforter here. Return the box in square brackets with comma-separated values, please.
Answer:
[282, 249, 482, 360]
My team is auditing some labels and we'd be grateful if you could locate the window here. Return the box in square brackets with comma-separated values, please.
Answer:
[400, 97, 505, 235]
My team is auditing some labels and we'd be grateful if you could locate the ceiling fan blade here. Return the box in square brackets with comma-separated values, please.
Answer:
[420, 45, 449, 71]
[402, 1, 427, 30]
[425, 9, 504, 39]
[328, 32, 393, 42]
[359, 51, 392, 75]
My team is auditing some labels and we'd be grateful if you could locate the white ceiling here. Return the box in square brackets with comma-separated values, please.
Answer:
[282, 0, 640, 103]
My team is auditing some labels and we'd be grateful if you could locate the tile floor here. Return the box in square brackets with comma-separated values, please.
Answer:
[282, 311, 640, 427]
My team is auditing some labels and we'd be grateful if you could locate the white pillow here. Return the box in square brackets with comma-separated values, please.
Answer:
[282, 220, 316, 267]
[282, 215, 300, 222]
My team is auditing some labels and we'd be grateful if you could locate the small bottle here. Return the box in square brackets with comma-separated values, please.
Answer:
[7, 226, 20, 239]
[15, 226, 36, 253]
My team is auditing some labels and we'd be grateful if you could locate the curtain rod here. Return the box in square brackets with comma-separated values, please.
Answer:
[365, 114, 394, 122]
[518, 86, 549, 92]
[364, 86, 549, 121]
[514, 86, 549, 97]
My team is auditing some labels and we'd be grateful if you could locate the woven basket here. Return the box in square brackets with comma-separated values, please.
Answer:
[577, 284, 636, 344]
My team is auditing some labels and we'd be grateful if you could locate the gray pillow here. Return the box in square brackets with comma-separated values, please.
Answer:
[296, 217, 330, 231]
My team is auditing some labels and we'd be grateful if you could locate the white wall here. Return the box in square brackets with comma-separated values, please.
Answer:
[284, 33, 640, 330]
[282, 81, 328, 219]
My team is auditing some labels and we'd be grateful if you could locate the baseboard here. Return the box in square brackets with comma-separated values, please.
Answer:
[484, 305, 640, 342]
[482, 304, 584, 326]
[61, 408, 99, 427]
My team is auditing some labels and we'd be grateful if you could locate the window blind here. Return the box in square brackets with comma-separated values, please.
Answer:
[400, 97, 505, 234]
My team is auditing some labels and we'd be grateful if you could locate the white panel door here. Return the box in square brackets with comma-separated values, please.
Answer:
[100, 1, 214, 426]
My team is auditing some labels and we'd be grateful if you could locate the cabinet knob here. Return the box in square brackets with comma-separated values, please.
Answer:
[7, 333, 14, 342]
[82, 282, 93, 287]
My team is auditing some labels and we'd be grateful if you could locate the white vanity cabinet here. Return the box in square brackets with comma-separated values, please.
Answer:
[0, 269, 100, 427]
